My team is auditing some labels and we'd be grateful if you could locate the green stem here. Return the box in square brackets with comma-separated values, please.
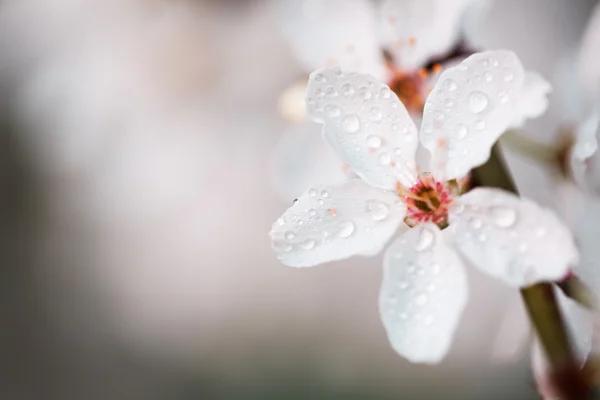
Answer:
[472, 144, 591, 399]
[500, 129, 560, 164]
[558, 274, 597, 310]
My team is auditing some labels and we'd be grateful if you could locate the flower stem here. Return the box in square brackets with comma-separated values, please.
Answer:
[558, 274, 597, 310]
[472, 143, 592, 399]
[500, 130, 560, 164]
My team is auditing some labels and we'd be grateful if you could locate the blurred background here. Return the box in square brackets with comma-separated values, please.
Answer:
[0, 0, 596, 398]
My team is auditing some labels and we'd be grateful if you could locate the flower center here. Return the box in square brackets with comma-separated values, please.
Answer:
[387, 71, 425, 114]
[397, 174, 454, 227]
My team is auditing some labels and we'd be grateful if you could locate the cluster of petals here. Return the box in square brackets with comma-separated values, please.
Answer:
[269, 50, 578, 363]
[273, 0, 551, 199]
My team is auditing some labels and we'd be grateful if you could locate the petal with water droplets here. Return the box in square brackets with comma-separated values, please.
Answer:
[272, 122, 350, 199]
[306, 68, 419, 189]
[448, 188, 578, 287]
[419, 50, 529, 181]
[279, 0, 385, 78]
[270, 179, 406, 267]
[379, 223, 468, 363]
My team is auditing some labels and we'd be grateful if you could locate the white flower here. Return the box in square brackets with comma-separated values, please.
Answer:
[563, 3, 600, 195]
[274, 0, 551, 198]
[269, 50, 578, 363]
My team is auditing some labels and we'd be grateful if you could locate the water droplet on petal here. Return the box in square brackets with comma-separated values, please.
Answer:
[469, 217, 482, 229]
[444, 79, 458, 91]
[484, 72, 493, 82]
[285, 231, 295, 240]
[468, 91, 489, 114]
[491, 206, 517, 228]
[380, 87, 391, 98]
[324, 104, 341, 117]
[338, 221, 355, 238]
[314, 73, 325, 82]
[504, 72, 514, 82]
[398, 280, 408, 289]
[301, 239, 316, 250]
[366, 199, 389, 221]
[308, 188, 317, 197]
[378, 152, 391, 165]
[415, 228, 435, 252]
[457, 124, 468, 139]
[366, 135, 382, 149]
[499, 92, 509, 104]
[277, 218, 285, 226]
[370, 106, 383, 120]
[321, 190, 329, 198]
[475, 120, 486, 131]
[341, 83, 355, 96]
[342, 114, 360, 133]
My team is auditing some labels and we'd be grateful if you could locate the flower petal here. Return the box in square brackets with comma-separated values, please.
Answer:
[272, 122, 350, 200]
[419, 50, 528, 181]
[379, 223, 468, 363]
[279, 0, 385, 78]
[569, 107, 600, 194]
[270, 179, 406, 267]
[379, 0, 483, 70]
[448, 188, 578, 287]
[578, 2, 600, 105]
[510, 71, 552, 128]
[306, 68, 419, 189]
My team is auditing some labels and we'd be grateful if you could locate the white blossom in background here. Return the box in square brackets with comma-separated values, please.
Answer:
[269, 50, 577, 363]
[273, 0, 490, 199]
[273, 0, 552, 201]
[561, 2, 600, 196]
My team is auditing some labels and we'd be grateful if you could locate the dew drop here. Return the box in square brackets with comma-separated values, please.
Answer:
[380, 86, 391, 98]
[504, 72, 514, 82]
[309, 209, 316, 217]
[483, 72, 493, 82]
[308, 188, 317, 197]
[468, 91, 489, 114]
[341, 83, 355, 96]
[475, 120, 486, 131]
[301, 239, 316, 250]
[324, 104, 341, 117]
[378, 152, 391, 165]
[338, 221, 355, 238]
[366, 199, 389, 221]
[321, 190, 330, 198]
[314, 73, 325, 82]
[457, 124, 468, 139]
[434, 111, 445, 121]
[342, 114, 360, 133]
[499, 92, 509, 104]
[370, 106, 383, 120]
[360, 86, 372, 100]
[444, 79, 458, 91]
[277, 218, 285, 226]
[365, 135, 382, 149]
[285, 231, 295, 240]
[470, 217, 482, 229]
[415, 228, 435, 251]
[398, 280, 408, 290]
[491, 206, 517, 228]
